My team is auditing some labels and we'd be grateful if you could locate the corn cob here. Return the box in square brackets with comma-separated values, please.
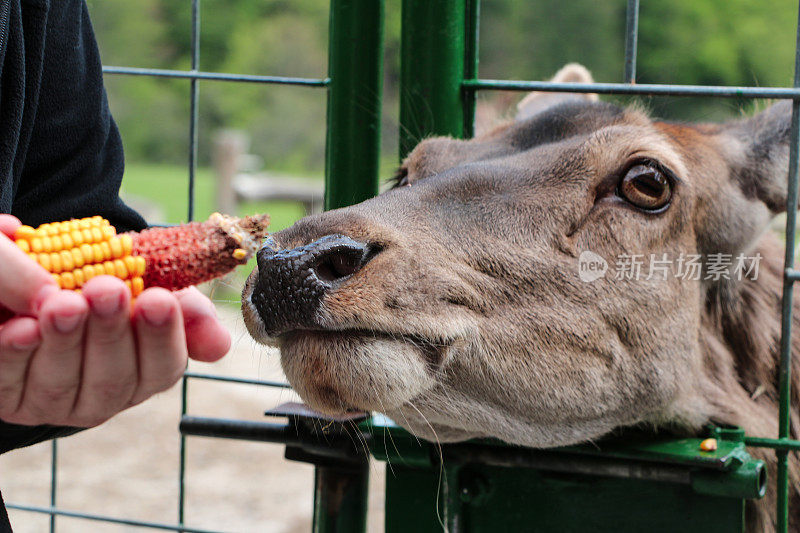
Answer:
[0, 213, 270, 324]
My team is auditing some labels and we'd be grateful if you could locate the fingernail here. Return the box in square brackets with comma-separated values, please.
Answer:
[92, 292, 122, 317]
[142, 303, 172, 327]
[33, 284, 59, 313]
[53, 312, 82, 334]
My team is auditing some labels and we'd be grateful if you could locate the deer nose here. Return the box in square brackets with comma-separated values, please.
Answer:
[250, 235, 374, 336]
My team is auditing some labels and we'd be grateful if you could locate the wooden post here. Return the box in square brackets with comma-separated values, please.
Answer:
[213, 130, 248, 216]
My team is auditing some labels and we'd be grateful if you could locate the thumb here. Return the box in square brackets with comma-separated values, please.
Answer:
[175, 287, 231, 362]
[0, 230, 59, 316]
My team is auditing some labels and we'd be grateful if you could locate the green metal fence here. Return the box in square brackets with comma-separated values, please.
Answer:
[6, 0, 800, 531]
[400, 0, 799, 529]
[6, 0, 382, 531]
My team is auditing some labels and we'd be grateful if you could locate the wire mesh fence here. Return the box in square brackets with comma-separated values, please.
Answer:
[5, 0, 798, 531]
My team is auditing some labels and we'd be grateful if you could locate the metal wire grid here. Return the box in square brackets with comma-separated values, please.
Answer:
[459, 1, 799, 530]
[4, 0, 799, 531]
[6, 0, 308, 531]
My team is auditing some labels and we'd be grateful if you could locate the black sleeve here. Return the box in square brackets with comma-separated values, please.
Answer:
[0, 421, 81, 455]
[10, 0, 146, 233]
[1, 0, 146, 455]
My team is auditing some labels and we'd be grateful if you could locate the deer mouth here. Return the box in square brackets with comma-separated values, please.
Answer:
[273, 326, 446, 416]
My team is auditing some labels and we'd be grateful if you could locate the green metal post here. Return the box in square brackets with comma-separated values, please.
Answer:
[316, 0, 383, 531]
[462, 0, 480, 138]
[776, 7, 800, 532]
[400, 0, 467, 158]
[312, 465, 370, 533]
[325, 0, 384, 210]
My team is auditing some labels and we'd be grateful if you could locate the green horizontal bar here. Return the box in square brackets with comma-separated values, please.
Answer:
[744, 437, 800, 452]
[6, 503, 221, 533]
[102, 66, 330, 87]
[183, 371, 291, 389]
[463, 79, 800, 99]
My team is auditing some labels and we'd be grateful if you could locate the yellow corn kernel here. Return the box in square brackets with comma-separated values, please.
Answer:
[232, 248, 247, 260]
[73, 269, 85, 287]
[31, 237, 43, 253]
[16, 239, 30, 253]
[81, 228, 93, 243]
[41, 236, 53, 253]
[79, 243, 94, 263]
[699, 438, 717, 452]
[69, 219, 81, 231]
[46, 224, 59, 236]
[114, 259, 128, 279]
[35, 228, 48, 239]
[103, 261, 116, 277]
[60, 250, 74, 272]
[15, 225, 36, 240]
[37, 253, 51, 271]
[92, 243, 105, 262]
[60, 233, 73, 250]
[110, 237, 123, 259]
[71, 247, 85, 268]
[100, 241, 112, 262]
[70, 229, 84, 246]
[49, 253, 62, 274]
[51, 235, 63, 252]
[60, 272, 76, 290]
[123, 256, 136, 276]
[124, 279, 132, 290]
[134, 256, 146, 277]
[120, 234, 133, 256]
[52, 273, 62, 287]
[103, 226, 116, 240]
[83, 264, 97, 281]
[79, 218, 92, 229]
[91, 227, 103, 243]
[131, 277, 144, 297]
[57, 222, 71, 234]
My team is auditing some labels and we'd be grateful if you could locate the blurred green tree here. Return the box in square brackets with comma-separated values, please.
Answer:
[86, 0, 800, 170]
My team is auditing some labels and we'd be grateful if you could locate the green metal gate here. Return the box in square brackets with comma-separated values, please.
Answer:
[6, 0, 800, 531]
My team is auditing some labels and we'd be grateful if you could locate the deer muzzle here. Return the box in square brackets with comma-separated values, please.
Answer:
[250, 234, 373, 336]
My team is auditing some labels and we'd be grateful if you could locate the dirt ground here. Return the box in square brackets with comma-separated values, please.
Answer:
[0, 301, 386, 533]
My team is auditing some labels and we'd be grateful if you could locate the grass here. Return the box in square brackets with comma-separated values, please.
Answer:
[120, 162, 313, 304]
[120, 163, 309, 230]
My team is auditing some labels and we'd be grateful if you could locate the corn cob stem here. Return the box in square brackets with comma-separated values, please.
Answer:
[0, 213, 270, 324]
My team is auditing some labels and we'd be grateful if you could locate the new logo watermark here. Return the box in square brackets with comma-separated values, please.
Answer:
[578, 251, 609, 282]
[577, 251, 762, 283]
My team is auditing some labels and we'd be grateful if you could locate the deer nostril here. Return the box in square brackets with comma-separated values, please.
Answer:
[312, 245, 368, 283]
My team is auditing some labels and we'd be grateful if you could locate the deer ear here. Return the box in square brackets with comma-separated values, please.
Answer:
[516, 63, 599, 121]
[694, 101, 794, 257]
[723, 100, 794, 214]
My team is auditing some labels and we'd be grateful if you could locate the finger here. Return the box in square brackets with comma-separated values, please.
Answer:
[0, 317, 41, 420]
[0, 215, 21, 237]
[0, 232, 58, 316]
[71, 276, 137, 423]
[176, 287, 231, 362]
[17, 291, 88, 425]
[130, 288, 187, 406]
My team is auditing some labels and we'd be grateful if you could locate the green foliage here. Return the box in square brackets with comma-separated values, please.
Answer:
[87, 0, 800, 171]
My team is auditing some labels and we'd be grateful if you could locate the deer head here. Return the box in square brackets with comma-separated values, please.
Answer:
[243, 65, 796, 451]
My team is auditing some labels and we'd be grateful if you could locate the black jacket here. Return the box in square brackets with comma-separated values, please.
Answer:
[0, 0, 146, 528]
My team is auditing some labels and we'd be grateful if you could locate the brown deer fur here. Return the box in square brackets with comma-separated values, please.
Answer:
[243, 64, 800, 531]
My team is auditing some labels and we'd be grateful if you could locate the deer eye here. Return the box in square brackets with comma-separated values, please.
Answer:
[617, 163, 672, 211]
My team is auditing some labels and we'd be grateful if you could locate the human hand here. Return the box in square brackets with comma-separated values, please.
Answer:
[0, 214, 231, 427]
